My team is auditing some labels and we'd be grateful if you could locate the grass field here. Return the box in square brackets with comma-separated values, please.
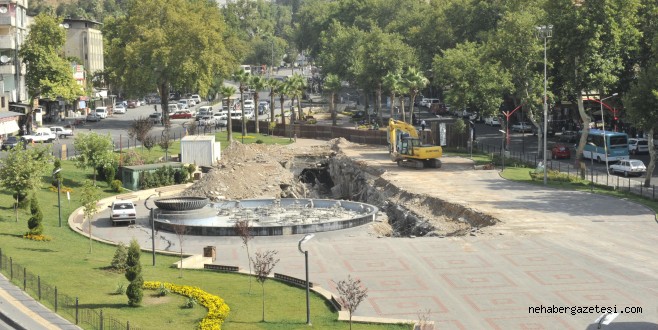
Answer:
[0, 135, 410, 330]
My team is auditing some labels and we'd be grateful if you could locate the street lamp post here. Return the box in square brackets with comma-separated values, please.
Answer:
[588, 142, 595, 192]
[52, 168, 62, 227]
[144, 194, 157, 266]
[498, 130, 506, 171]
[298, 234, 315, 326]
[600, 93, 618, 175]
[536, 24, 553, 185]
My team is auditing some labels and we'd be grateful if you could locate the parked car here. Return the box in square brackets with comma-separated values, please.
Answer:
[484, 117, 500, 126]
[198, 115, 215, 126]
[532, 125, 555, 137]
[113, 104, 126, 114]
[170, 110, 192, 119]
[86, 113, 102, 122]
[167, 104, 180, 114]
[559, 130, 579, 143]
[148, 112, 163, 124]
[214, 113, 227, 127]
[108, 200, 137, 225]
[190, 94, 202, 104]
[511, 122, 533, 133]
[1, 136, 25, 150]
[94, 107, 109, 118]
[609, 159, 646, 177]
[196, 106, 214, 120]
[628, 138, 649, 155]
[49, 126, 74, 138]
[127, 100, 139, 108]
[550, 143, 571, 159]
[243, 100, 255, 111]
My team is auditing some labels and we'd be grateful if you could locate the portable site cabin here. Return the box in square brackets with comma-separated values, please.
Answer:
[180, 135, 221, 167]
[120, 162, 183, 191]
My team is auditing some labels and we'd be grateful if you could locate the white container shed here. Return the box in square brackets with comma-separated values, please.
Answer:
[180, 135, 221, 167]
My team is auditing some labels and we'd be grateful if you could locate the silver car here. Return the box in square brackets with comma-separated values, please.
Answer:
[109, 200, 137, 225]
[609, 159, 646, 177]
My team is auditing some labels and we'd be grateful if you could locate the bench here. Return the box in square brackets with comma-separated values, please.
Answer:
[204, 264, 239, 272]
[274, 273, 313, 288]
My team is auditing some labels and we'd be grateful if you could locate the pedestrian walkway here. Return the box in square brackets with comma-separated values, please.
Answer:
[0, 273, 79, 330]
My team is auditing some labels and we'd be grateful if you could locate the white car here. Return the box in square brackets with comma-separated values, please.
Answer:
[213, 113, 227, 127]
[109, 200, 137, 225]
[511, 122, 532, 133]
[113, 105, 126, 114]
[628, 138, 649, 155]
[94, 107, 109, 118]
[484, 116, 500, 126]
[190, 94, 202, 104]
[243, 100, 255, 111]
[609, 159, 646, 177]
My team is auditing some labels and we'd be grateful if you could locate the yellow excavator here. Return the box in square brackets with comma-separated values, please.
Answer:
[387, 119, 442, 169]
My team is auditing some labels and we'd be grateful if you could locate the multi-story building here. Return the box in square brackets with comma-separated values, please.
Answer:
[61, 18, 104, 77]
[0, 0, 27, 135]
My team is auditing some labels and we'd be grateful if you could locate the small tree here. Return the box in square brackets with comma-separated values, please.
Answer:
[335, 275, 369, 330]
[234, 220, 254, 292]
[251, 250, 280, 322]
[142, 135, 157, 153]
[80, 180, 100, 253]
[171, 223, 187, 278]
[128, 117, 155, 151]
[74, 132, 114, 183]
[26, 197, 43, 236]
[0, 145, 53, 219]
[159, 129, 174, 161]
[111, 242, 128, 272]
[125, 239, 143, 306]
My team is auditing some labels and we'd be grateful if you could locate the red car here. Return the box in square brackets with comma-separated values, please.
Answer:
[169, 110, 192, 119]
[551, 143, 571, 159]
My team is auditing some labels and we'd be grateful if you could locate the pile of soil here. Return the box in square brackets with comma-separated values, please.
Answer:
[180, 140, 330, 200]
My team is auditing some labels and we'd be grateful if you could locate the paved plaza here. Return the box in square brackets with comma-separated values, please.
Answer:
[80, 141, 658, 329]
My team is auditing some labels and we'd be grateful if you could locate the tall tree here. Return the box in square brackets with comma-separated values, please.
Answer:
[232, 70, 251, 137]
[382, 72, 402, 122]
[546, 0, 641, 176]
[402, 67, 428, 125]
[219, 85, 237, 142]
[20, 14, 82, 130]
[324, 74, 342, 126]
[623, 58, 658, 187]
[105, 0, 235, 124]
[250, 75, 268, 134]
[286, 73, 307, 121]
[74, 132, 115, 183]
[0, 145, 52, 217]
[267, 78, 281, 124]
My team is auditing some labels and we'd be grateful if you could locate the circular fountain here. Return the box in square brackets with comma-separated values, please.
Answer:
[153, 198, 378, 236]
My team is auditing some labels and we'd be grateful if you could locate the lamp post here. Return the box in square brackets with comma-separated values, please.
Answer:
[498, 129, 506, 171]
[600, 93, 618, 175]
[536, 24, 553, 185]
[588, 142, 595, 192]
[144, 194, 157, 266]
[298, 234, 315, 325]
[52, 168, 62, 227]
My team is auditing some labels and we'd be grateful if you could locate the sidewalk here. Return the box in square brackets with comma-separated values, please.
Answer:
[0, 273, 79, 330]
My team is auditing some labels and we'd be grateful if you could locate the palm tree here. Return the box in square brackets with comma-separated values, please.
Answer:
[278, 81, 291, 130]
[383, 72, 402, 123]
[267, 78, 280, 124]
[232, 70, 251, 137]
[250, 75, 267, 134]
[219, 85, 237, 142]
[324, 74, 342, 126]
[286, 74, 307, 121]
[403, 67, 428, 124]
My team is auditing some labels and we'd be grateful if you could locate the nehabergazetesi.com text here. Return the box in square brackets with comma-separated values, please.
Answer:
[529, 305, 642, 316]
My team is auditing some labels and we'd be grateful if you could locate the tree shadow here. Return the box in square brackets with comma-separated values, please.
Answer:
[0, 232, 25, 239]
[17, 247, 57, 253]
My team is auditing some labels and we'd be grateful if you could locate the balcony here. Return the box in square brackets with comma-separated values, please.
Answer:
[0, 34, 15, 49]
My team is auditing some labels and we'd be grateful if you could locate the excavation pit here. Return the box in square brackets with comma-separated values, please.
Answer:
[153, 198, 378, 236]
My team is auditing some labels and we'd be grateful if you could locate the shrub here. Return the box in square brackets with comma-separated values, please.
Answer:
[114, 283, 126, 295]
[27, 198, 43, 236]
[173, 169, 188, 184]
[104, 166, 116, 185]
[183, 297, 197, 308]
[158, 283, 169, 297]
[110, 242, 128, 271]
[123, 150, 145, 166]
[255, 139, 264, 144]
[111, 180, 123, 192]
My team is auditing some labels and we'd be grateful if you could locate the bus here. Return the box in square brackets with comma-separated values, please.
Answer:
[582, 129, 629, 162]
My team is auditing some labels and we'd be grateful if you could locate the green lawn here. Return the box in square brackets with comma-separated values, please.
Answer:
[0, 136, 410, 330]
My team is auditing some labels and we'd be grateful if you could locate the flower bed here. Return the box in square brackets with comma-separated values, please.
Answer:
[144, 281, 230, 329]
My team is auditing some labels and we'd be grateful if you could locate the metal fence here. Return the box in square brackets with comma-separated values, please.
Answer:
[0, 249, 141, 330]
[472, 140, 658, 201]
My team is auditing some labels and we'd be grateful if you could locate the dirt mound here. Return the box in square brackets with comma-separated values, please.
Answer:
[181, 140, 332, 200]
